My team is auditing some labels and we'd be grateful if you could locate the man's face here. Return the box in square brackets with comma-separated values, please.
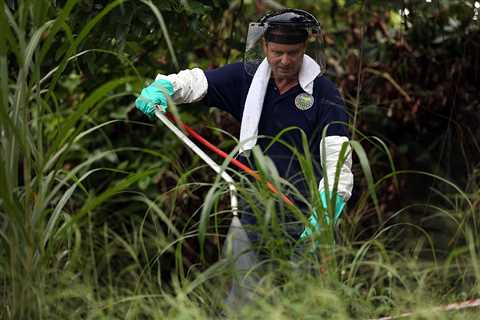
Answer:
[263, 41, 306, 80]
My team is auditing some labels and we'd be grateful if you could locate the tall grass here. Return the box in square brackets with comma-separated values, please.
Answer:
[0, 0, 154, 318]
[0, 0, 479, 319]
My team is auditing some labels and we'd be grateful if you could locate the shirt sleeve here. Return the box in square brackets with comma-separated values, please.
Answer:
[202, 62, 249, 121]
[314, 76, 350, 138]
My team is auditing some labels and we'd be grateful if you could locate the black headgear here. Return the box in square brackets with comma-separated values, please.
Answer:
[244, 9, 325, 76]
[259, 9, 321, 44]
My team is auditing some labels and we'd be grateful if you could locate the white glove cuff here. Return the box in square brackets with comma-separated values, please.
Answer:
[318, 136, 354, 201]
[155, 68, 208, 104]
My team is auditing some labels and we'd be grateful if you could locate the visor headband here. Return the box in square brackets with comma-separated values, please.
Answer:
[264, 29, 308, 44]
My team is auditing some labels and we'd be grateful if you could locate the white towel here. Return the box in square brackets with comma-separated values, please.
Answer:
[239, 54, 321, 154]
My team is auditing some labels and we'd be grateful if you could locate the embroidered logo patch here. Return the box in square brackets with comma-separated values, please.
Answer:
[295, 93, 314, 110]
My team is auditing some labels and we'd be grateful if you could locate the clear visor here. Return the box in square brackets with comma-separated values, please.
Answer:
[244, 22, 325, 76]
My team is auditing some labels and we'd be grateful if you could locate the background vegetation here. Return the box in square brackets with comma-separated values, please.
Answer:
[1, 0, 479, 318]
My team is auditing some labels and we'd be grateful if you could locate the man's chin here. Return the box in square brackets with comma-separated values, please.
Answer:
[274, 69, 296, 78]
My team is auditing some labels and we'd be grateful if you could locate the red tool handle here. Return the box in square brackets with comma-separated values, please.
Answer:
[166, 112, 295, 207]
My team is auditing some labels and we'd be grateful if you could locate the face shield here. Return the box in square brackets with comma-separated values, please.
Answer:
[244, 9, 326, 76]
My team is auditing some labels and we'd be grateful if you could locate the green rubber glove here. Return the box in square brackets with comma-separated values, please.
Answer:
[299, 191, 345, 241]
[135, 79, 174, 119]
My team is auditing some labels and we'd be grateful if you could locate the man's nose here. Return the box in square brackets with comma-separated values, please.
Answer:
[280, 54, 290, 65]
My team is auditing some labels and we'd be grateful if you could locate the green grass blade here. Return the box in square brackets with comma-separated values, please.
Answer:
[41, 168, 103, 247]
[349, 140, 381, 218]
[66, 168, 160, 226]
[49, 76, 134, 155]
[37, 0, 78, 64]
[140, 0, 179, 69]
[47, 0, 125, 94]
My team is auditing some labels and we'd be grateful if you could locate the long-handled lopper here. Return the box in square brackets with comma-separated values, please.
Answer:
[155, 109, 260, 304]
[163, 112, 295, 207]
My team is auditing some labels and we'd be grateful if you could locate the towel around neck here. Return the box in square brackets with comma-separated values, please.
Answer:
[239, 54, 321, 154]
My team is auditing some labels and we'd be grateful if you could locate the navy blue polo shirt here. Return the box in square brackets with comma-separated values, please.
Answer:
[203, 62, 349, 202]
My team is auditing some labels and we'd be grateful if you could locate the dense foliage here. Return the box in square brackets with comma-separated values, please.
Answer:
[1, 0, 479, 318]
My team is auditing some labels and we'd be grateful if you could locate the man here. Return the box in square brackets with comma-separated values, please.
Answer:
[136, 8, 353, 261]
